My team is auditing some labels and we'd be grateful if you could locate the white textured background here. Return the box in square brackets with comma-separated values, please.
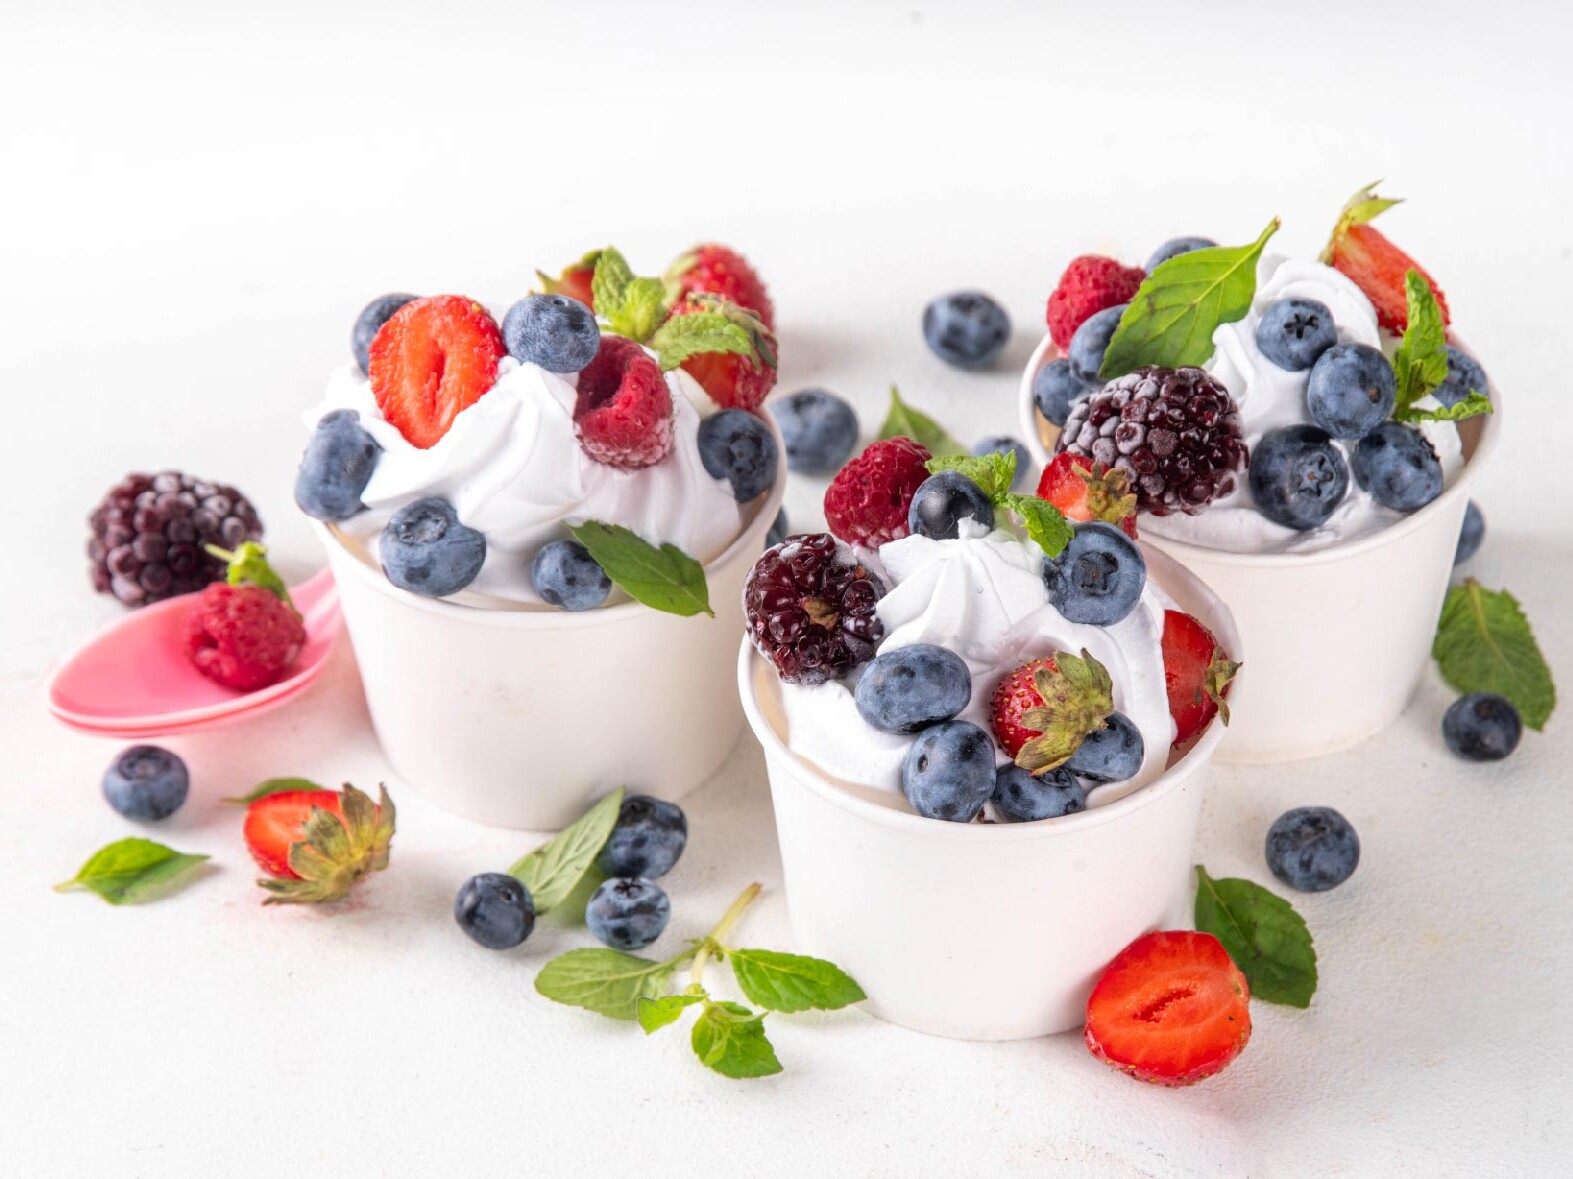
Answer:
[3, 1, 1570, 1175]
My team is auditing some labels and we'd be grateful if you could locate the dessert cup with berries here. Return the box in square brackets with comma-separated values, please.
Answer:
[737, 440, 1240, 1040]
[1019, 188, 1502, 762]
[299, 247, 786, 829]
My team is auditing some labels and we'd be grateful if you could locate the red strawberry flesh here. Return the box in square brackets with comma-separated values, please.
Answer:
[244, 790, 343, 879]
[368, 295, 505, 449]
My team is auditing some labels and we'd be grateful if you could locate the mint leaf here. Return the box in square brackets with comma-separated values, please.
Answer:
[690, 1000, 782, 1079]
[535, 947, 685, 1021]
[1397, 391, 1492, 424]
[1433, 580, 1555, 730]
[997, 493, 1073, 558]
[1194, 866, 1317, 1008]
[223, 777, 322, 805]
[647, 311, 754, 371]
[507, 787, 624, 914]
[590, 247, 634, 320]
[55, 838, 210, 905]
[728, 948, 866, 1013]
[637, 991, 705, 1034]
[878, 386, 962, 457]
[566, 521, 712, 617]
[926, 452, 1016, 500]
[1101, 219, 1280, 379]
[590, 247, 667, 342]
[1391, 268, 1450, 412]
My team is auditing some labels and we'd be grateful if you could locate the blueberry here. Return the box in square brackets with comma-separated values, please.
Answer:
[1041, 521, 1146, 626]
[352, 293, 417, 373]
[773, 389, 859, 473]
[454, 872, 536, 950]
[1352, 422, 1442, 512]
[1065, 711, 1144, 783]
[991, 764, 1085, 822]
[1255, 298, 1337, 372]
[530, 539, 610, 611]
[596, 795, 688, 879]
[1145, 236, 1216, 271]
[501, 294, 600, 373]
[379, 496, 486, 597]
[1249, 425, 1350, 530]
[1033, 358, 1092, 427]
[101, 745, 188, 822]
[766, 508, 790, 549]
[900, 720, 997, 822]
[972, 436, 1032, 490]
[1306, 343, 1396, 439]
[698, 409, 779, 502]
[854, 643, 972, 733]
[922, 291, 1011, 370]
[908, 472, 995, 540]
[586, 877, 671, 950]
[1265, 806, 1360, 893]
[1454, 500, 1485, 565]
[1437, 345, 1489, 409]
[294, 409, 382, 521]
[1442, 692, 1522, 761]
[1067, 303, 1127, 383]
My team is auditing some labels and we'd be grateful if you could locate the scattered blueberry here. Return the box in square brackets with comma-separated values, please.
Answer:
[1442, 693, 1522, 761]
[596, 795, 688, 879]
[501, 294, 600, 373]
[379, 496, 486, 597]
[1352, 422, 1443, 512]
[1306, 343, 1396, 439]
[854, 643, 972, 733]
[991, 764, 1085, 822]
[1033, 358, 1092, 427]
[1041, 522, 1147, 626]
[922, 291, 1011, 370]
[908, 471, 995, 540]
[352, 293, 417, 373]
[1437, 345, 1489, 409]
[972, 436, 1031, 489]
[586, 877, 671, 950]
[101, 745, 188, 822]
[1145, 236, 1216, 271]
[773, 389, 859, 473]
[530, 539, 610, 611]
[454, 872, 536, 950]
[698, 409, 779, 502]
[294, 409, 382, 521]
[766, 507, 790, 549]
[1249, 425, 1350, 531]
[1065, 711, 1144, 783]
[1454, 500, 1485, 565]
[900, 720, 997, 822]
[1255, 298, 1337, 372]
[1265, 806, 1360, 893]
[1067, 303, 1127, 383]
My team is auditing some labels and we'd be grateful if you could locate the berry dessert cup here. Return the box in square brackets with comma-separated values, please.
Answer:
[299, 247, 786, 828]
[1019, 188, 1501, 762]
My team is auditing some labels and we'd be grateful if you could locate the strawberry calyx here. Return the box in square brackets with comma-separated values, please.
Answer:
[254, 783, 396, 906]
[1318, 180, 1404, 262]
[1016, 649, 1115, 774]
[204, 541, 294, 612]
[1074, 461, 1138, 531]
[1202, 648, 1242, 727]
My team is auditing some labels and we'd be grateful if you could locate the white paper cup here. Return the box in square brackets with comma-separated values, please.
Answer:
[1019, 333, 1501, 763]
[739, 543, 1238, 1041]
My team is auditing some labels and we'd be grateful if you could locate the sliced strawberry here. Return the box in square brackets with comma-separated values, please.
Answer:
[368, 295, 505, 449]
[668, 244, 774, 328]
[670, 294, 779, 413]
[244, 790, 342, 879]
[1161, 609, 1240, 748]
[1085, 930, 1251, 1087]
[1037, 453, 1138, 539]
[990, 658, 1057, 759]
[574, 336, 674, 469]
[1321, 185, 1449, 334]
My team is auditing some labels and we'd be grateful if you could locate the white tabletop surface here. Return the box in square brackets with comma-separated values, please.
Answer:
[4, 2, 1570, 1175]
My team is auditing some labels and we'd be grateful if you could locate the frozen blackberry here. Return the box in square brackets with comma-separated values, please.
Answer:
[88, 471, 264, 607]
[744, 532, 887, 685]
[1056, 366, 1246, 515]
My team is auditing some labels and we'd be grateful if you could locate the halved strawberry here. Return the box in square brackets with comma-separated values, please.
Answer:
[1161, 610, 1240, 748]
[667, 244, 774, 328]
[368, 295, 505, 449]
[244, 790, 343, 879]
[243, 784, 395, 905]
[574, 336, 674, 469]
[1037, 453, 1138, 539]
[1321, 184, 1450, 335]
[670, 294, 779, 413]
[1084, 930, 1251, 1087]
[536, 250, 601, 309]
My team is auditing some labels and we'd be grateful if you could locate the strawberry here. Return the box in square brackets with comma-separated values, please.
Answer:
[1036, 453, 1139, 539]
[1084, 930, 1251, 1087]
[667, 244, 774, 328]
[573, 335, 674, 468]
[989, 651, 1114, 772]
[1046, 255, 1145, 350]
[243, 783, 395, 905]
[1321, 183, 1450, 334]
[1161, 610, 1240, 748]
[368, 295, 505, 450]
[536, 250, 601, 309]
[990, 657, 1058, 759]
[670, 293, 779, 413]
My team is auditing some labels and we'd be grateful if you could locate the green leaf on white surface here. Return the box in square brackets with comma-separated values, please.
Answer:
[690, 1000, 782, 1079]
[223, 777, 322, 805]
[877, 386, 963, 456]
[508, 787, 624, 914]
[1193, 866, 1317, 1008]
[1433, 580, 1555, 730]
[637, 991, 705, 1034]
[534, 947, 683, 1021]
[728, 948, 866, 1013]
[55, 838, 210, 905]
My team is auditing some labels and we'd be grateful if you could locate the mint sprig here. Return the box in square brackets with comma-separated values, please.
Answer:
[1193, 866, 1317, 1008]
[56, 838, 210, 905]
[1433, 579, 1555, 730]
[878, 386, 963, 457]
[923, 452, 1073, 557]
[590, 247, 667, 342]
[1392, 269, 1491, 424]
[647, 311, 754, 371]
[508, 787, 625, 913]
[565, 520, 712, 618]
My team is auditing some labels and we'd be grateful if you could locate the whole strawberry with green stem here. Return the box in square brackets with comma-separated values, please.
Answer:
[243, 782, 396, 904]
[1321, 182, 1450, 335]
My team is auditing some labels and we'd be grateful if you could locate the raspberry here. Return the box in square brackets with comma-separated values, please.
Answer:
[744, 533, 886, 685]
[1046, 255, 1145, 350]
[822, 437, 933, 548]
[990, 658, 1057, 759]
[573, 336, 674, 468]
[183, 583, 306, 691]
[88, 471, 263, 607]
[1057, 367, 1247, 516]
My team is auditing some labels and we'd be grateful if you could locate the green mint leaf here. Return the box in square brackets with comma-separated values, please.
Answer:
[637, 991, 705, 1034]
[647, 311, 754, 372]
[1391, 269, 1450, 415]
[205, 541, 293, 608]
[507, 787, 624, 914]
[1193, 866, 1317, 1008]
[614, 277, 666, 342]
[996, 493, 1073, 558]
[590, 247, 634, 321]
[1100, 218, 1280, 379]
[566, 521, 712, 618]
[223, 777, 322, 805]
[1433, 579, 1556, 730]
[727, 948, 867, 1013]
[1396, 391, 1493, 424]
[690, 1000, 783, 1079]
[925, 452, 1016, 501]
[55, 838, 210, 905]
[534, 947, 685, 1021]
[878, 386, 962, 457]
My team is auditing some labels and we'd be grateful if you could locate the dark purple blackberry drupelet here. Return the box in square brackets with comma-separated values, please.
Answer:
[743, 533, 886, 685]
[1056, 366, 1246, 516]
[88, 471, 263, 607]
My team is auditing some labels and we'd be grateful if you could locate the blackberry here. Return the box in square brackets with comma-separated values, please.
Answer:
[744, 532, 886, 685]
[1057, 366, 1246, 515]
[88, 471, 263, 607]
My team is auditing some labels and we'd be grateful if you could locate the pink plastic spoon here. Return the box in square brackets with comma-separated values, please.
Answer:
[46, 569, 341, 739]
